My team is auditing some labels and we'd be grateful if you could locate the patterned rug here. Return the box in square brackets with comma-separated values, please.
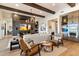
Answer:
[0, 36, 67, 56]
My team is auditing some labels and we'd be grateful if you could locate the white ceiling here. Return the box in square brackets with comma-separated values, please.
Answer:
[37, 3, 70, 12]
[0, 3, 73, 18]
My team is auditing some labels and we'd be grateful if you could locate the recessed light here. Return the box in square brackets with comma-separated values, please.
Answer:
[52, 3, 55, 6]
[33, 16, 36, 18]
[40, 11, 42, 13]
[15, 4, 19, 6]
[14, 12, 17, 14]
[14, 14, 18, 17]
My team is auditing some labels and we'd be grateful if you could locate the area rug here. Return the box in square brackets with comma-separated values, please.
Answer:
[39, 46, 67, 56]
[0, 39, 10, 51]
[0, 36, 13, 51]
[0, 46, 67, 56]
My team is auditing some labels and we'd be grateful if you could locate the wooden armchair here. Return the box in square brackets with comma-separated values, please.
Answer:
[19, 38, 41, 56]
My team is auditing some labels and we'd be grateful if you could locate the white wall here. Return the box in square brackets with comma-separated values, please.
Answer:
[38, 18, 48, 34]
[38, 4, 79, 34]
[0, 10, 12, 39]
[0, 11, 4, 39]
[48, 20, 56, 34]
[3, 12, 13, 33]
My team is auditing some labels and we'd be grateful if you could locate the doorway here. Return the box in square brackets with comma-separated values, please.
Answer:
[48, 19, 58, 34]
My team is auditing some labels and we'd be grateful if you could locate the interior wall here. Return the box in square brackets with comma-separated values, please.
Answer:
[0, 10, 12, 39]
[3, 12, 12, 35]
[38, 18, 48, 34]
[0, 11, 4, 39]
[48, 20, 56, 34]
[12, 19, 20, 36]
[38, 4, 79, 35]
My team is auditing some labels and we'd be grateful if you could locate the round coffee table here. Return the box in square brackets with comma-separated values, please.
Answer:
[41, 41, 53, 52]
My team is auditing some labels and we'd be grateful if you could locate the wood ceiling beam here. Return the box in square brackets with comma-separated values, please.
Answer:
[23, 3, 55, 14]
[12, 13, 30, 19]
[67, 3, 75, 7]
[0, 5, 45, 18]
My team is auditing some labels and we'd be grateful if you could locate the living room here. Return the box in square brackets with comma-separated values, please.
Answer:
[0, 3, 79, 56]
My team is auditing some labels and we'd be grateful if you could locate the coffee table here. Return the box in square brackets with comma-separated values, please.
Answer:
[41, 41, 53, 52]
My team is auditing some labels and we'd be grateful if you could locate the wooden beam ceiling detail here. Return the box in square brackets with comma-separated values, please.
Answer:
[23, 3, 55, 14]
[67, 3, 75, 7]
[0, 5, 45, 18]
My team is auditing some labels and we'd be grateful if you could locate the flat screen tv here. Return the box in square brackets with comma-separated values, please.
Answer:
[19, 24, 28, 31]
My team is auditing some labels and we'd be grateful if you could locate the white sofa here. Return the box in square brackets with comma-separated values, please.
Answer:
[23, 33, 51, 44]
